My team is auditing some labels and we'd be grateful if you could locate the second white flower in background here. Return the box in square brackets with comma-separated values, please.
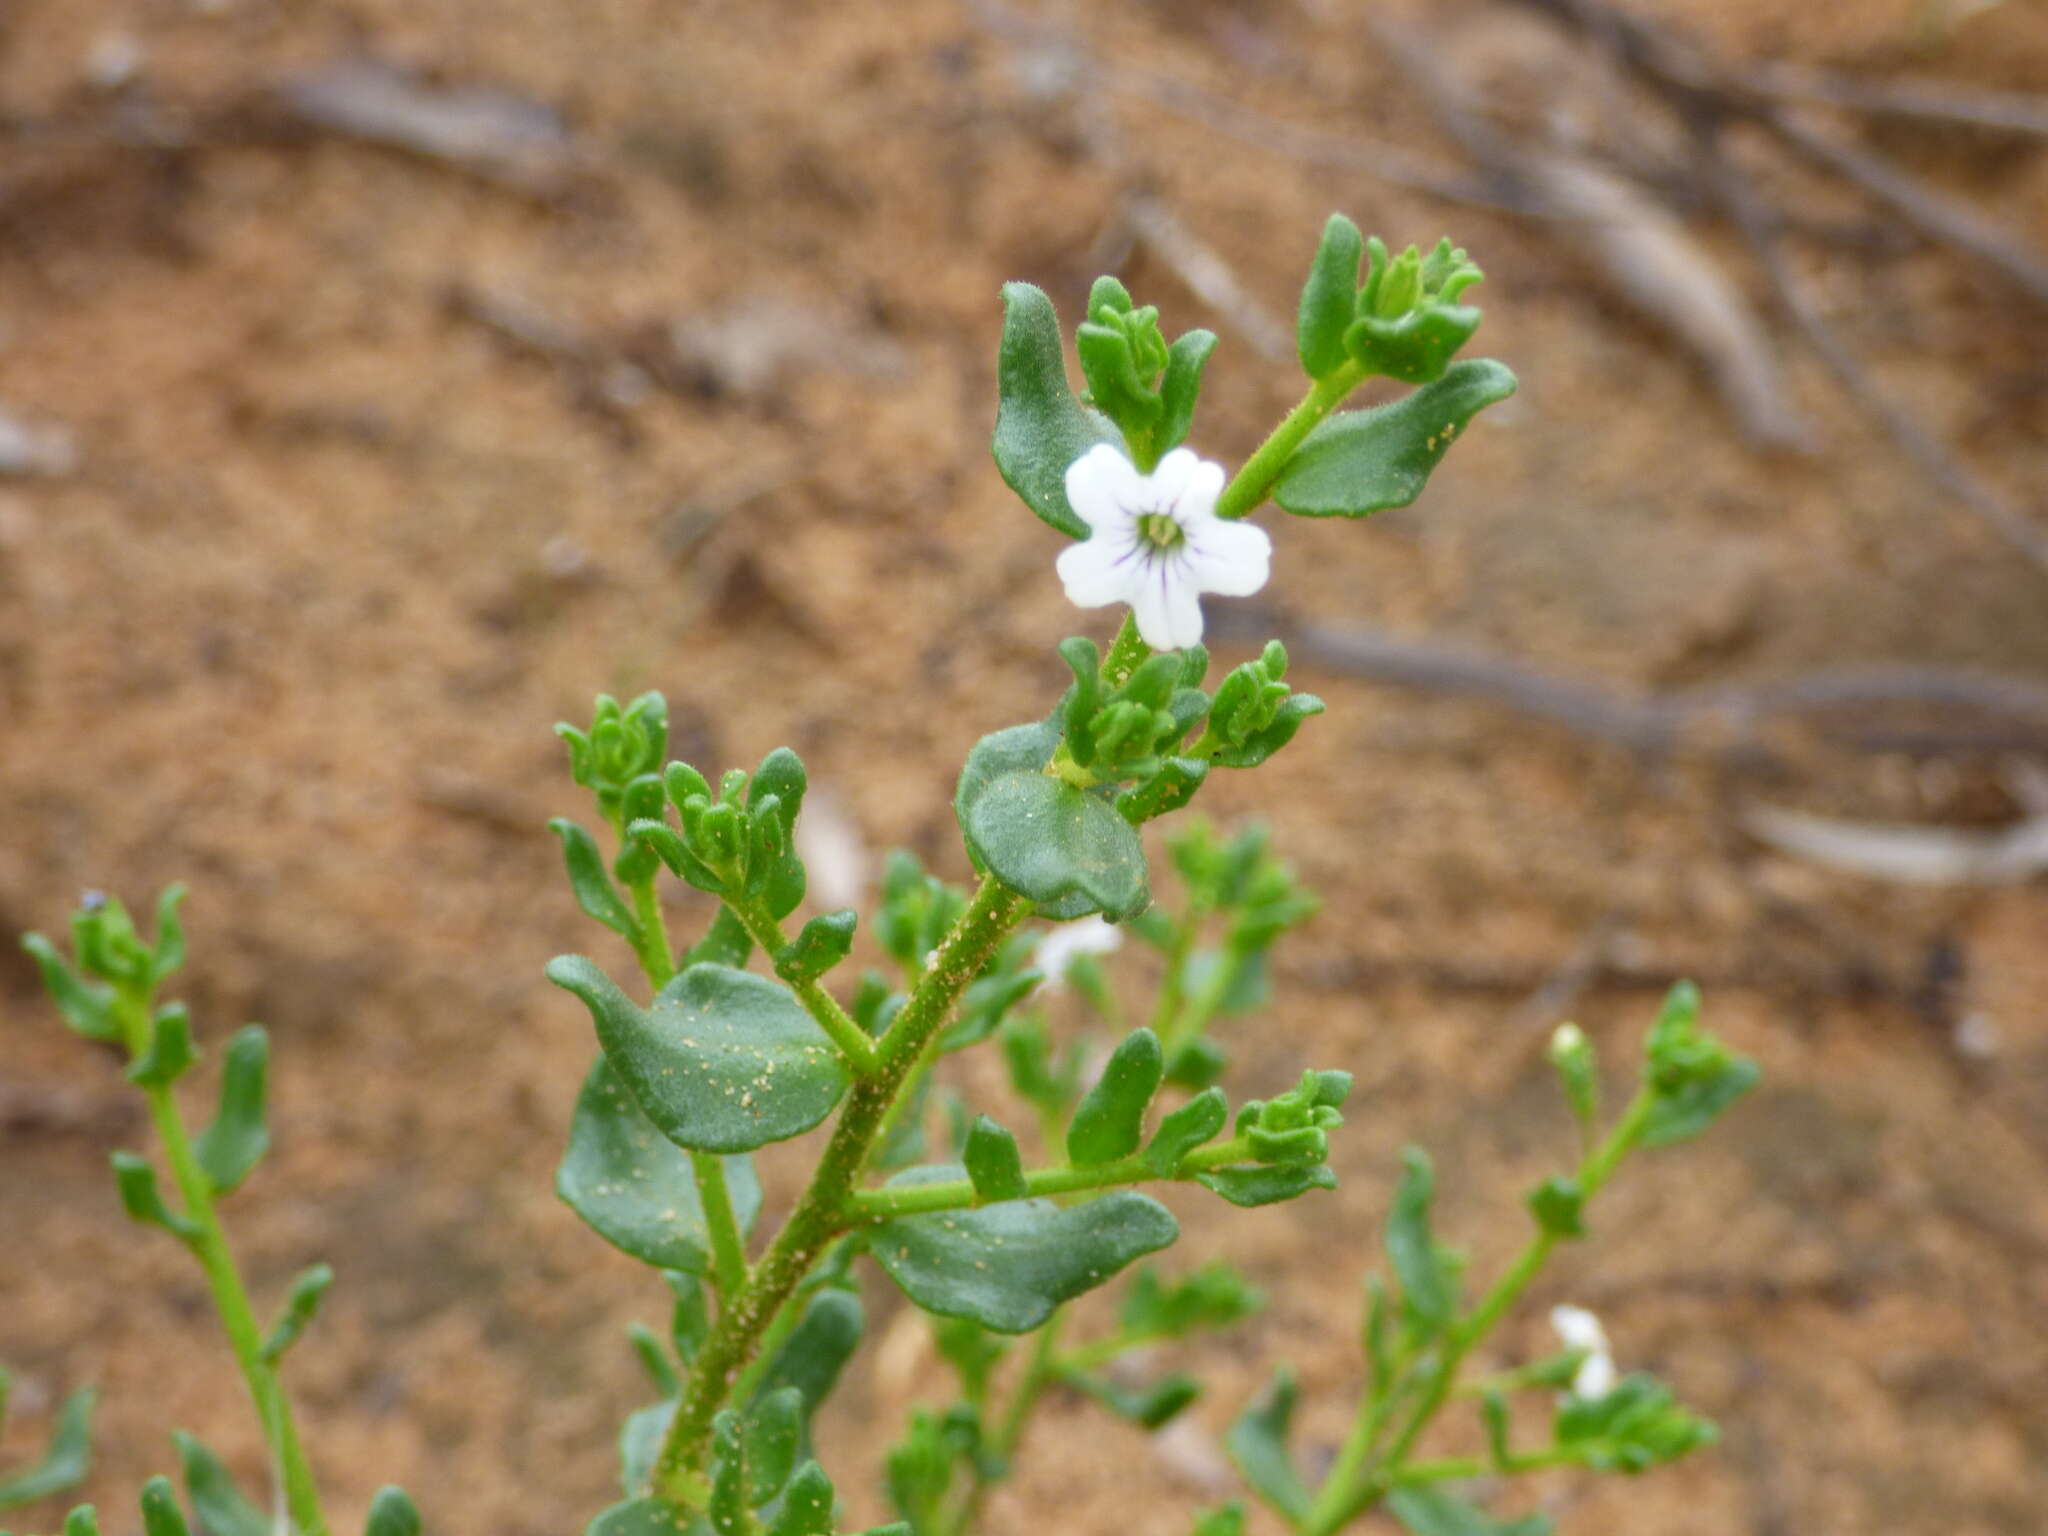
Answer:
[1550, 1304, 1619, 1402]
[1056, 444, 1272, 652]
[1032, 915, 1124, 992]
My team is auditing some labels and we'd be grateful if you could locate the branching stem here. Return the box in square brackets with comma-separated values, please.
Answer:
[1215, 363, 1365, 520]
[113, 986, 330, 1536]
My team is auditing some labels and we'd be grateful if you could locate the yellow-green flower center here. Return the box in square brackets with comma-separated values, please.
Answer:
[1137, 512, 1184, 551]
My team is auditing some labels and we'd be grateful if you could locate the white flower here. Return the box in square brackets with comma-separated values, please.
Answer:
[1032, 915, 1123, 991]
[1550, 1304, 1618, 1401]
[1056, 444, 1272, 651]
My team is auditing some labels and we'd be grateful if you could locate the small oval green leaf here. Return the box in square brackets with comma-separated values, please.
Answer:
[962, 1115, 1028, 1203]
[195, 1026, 271, 1195]
[956, 723, 1149, 921]
[1272, 359, 1517, 518]
[1066, 1029, 1165, 1167]
[992, 283, 1121, 540]
[870, 1168, 1177, 1333]
[547, 958, 850, 1155]
[557, 1056, 764, 1269]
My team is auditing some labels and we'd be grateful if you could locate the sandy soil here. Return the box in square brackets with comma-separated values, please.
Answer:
[3, 2, 2046, 1533]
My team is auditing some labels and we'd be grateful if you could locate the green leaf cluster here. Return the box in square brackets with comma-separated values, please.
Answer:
[635, 750, 811, 922]
[1554, 1374, 1718, 1472]
[1298, 218, 1485, 387]
[559, 691, 670, 823]
[1073, 276, 1215, 472]
[21, 887, 186, 1042]
[869, 1169, 1177, 1334]
[1640, 982, 1759, 1148]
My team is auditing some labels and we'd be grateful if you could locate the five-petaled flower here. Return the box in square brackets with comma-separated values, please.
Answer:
[1550, 1304, 1618, 1402]
[1056, 444, 1271, 651]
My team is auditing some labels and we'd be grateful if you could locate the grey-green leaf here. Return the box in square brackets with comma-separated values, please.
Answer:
[364, 1487, 424, 1536]
[1387, 1486, 1552, 1536]
[992, 283, 1121, 540]
[552, 818, 640, 940]
[766, 1463, 834, 1536]
[871, 1169, 1177, 1333]
[586, 1496, 703, 1536]
[126, 1005, 198, 1091]
[743, 1388, 803, 1506]
[195, 1025, 270, 1195]
[1144, 1088, 1228, 1175]
[1272, 359, 1517, 518]
[547, 958, 850, 1155]
[1066, 1029, 1164, 1167]
[0, 1387, 94, 1510]
[748, 1289, 863, 1425]
[774, 911, 856, 986]
[1196, 1163, 1336, 1208]
[558, 1056, 764, 1271]
[1298, 213, 1364, 380]
[1224, 1368, 1311, 1522]
[172, 1433, 266, 1536]
[110, 1153, 199, 1240]
[962, 1115, 1028, 1202]
[1388, 1146, 1453, 1328]
[956, 722, 1149, 921]
[22, 934, 118, 1042]
[261, 1263, 335, 1362]
[1157, 329, 1218, 454]
[139, 1476, 191, 1536]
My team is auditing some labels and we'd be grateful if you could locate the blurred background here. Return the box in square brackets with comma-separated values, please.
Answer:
[3, 0, 2046, 1532]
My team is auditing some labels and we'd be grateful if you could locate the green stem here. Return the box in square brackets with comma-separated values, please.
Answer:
[1054, 1329, 1151, 1376]
[1302, 1089, 1657, 1535]
[629, 879, 752, 1302]
[627, 878, 678, 991]
[1389, 1447, 1583, 1485]
[115, 989, 329, 1536]
[844, 1137, 1255, 1221]
[1214, 364, 1364, 521]
[651, 876, 1031, 1508]
[724, 898, 880, 1075]
[941, 1316, 1065, 1536]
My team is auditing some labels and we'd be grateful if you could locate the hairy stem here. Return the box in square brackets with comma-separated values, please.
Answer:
[651, 876, 1031, 1508]
[1215, 364, 1365, 520]
[843, 1137, 1256, 1220]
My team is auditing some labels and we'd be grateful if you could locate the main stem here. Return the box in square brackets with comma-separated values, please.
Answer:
[1301, 1089, 1656, 1535]
[1215, 364, 1364, 521]
[652, 875, 1030, 1508]
[117, 988, 329, 1536]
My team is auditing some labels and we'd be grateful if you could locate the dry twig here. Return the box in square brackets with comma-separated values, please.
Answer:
[1220, 608, 2048, 762]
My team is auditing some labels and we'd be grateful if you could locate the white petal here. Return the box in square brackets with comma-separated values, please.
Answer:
[1065, 444, 1143, 532]
[1181, 516, 1271, 598]
[1057, 535, 1141, 608]
[1130, 558, 1205, 650]
[1147, 447, 1200, 511]
[1175, 457, 1227, 519]
[1550, 1305, 1608, 1354]
[1033, 915, 1124, 988]
[1572, 1353, 1618, 1402]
